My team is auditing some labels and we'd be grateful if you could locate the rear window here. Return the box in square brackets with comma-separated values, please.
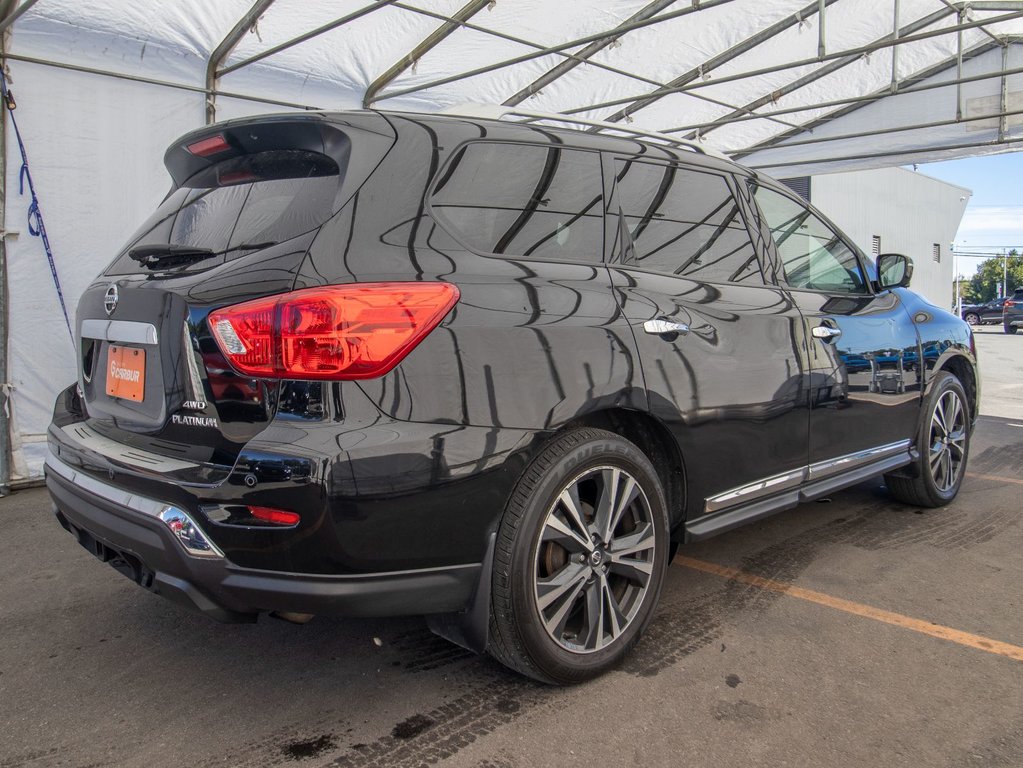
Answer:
[429, 142, 604, 263]
[107, 149, 344, 274]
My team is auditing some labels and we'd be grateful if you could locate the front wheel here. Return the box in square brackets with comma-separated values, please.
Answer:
[964, 313, 979, 326]
[1005, 324, 1018, 335]
[885, 371, 970, 507]
[487, 428, 670, 684]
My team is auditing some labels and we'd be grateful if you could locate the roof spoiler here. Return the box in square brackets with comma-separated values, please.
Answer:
[164, 114, 353, 187]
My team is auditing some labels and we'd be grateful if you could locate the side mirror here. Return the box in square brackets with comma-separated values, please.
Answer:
[877, 253, 913, 290]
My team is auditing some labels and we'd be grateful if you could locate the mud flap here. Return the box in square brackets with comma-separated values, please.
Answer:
[426, 532, 496, 654]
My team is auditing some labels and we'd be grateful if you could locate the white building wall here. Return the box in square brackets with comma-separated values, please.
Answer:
[807, 167, 970, 309]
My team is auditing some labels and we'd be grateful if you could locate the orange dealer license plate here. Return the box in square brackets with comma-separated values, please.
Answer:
[106, 345, 146, 402]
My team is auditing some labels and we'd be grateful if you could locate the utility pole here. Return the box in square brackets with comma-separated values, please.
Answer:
[1003, 249, 1008, 298]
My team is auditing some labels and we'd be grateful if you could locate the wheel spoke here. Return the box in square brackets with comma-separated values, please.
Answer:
[594, 469, 640, 544]
[609, 556, 653, 587]
[582, 577, 604, 650]
[542, 515, 594, 554]
[947, 395, 963, 431]
[541, 569, 588, 639]
[930, 449, 945, 486]
[601, 573, 627, 641]
[608, 521, 655, 558]
[942, 450, 955, 490]
[536, 562, 589, 611]
[556, 486, 594, 550]
[934, 396, 948, 435]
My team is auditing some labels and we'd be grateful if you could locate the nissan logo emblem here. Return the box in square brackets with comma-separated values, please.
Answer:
[104, 285, 119, 316]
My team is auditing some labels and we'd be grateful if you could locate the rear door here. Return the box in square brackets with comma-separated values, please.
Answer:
[606, 155, 810, 525]
[749, 183, 922, 469]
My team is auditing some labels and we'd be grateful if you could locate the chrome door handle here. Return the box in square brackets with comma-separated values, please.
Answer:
[812, 325, 842, 342]
[643, 319, 690, 336]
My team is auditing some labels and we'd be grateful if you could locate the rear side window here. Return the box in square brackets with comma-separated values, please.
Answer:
[430, 142, 604, 263]
[107, 150, 343, 274]
[614, 160, 763, 284]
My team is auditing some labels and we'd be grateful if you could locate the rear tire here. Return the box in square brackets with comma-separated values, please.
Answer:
[487, 428, 669, 684]
[1005, 324, 1018, 335]
[885, 371, 970, 508]
[964, 313, 979, 325]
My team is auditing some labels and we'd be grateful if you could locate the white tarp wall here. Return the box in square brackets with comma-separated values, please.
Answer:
[2, 0, 1022, 479]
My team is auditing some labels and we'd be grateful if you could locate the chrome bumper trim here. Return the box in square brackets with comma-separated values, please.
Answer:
[81, 319, 159, 345]
[45, 448, 223, 559]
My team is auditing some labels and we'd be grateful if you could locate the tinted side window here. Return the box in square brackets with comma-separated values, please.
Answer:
[430, 142, 603, 262]
[614, 160, 762, 284]
[754, 186, 867, 294]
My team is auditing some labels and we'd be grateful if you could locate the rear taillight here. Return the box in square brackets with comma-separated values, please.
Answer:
[1006, 300, 1017, 308]
[209, 282, 459, 380]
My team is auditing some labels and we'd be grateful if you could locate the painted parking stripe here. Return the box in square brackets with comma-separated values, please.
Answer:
[966, 472, 1023, 487]
[675, 555, 1023, 662]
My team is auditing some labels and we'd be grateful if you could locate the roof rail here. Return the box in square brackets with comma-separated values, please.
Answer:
[437, 103, 729, 161]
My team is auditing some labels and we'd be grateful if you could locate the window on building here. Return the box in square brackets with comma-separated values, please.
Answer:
[871, 235, 881, 256]
[933, 244, 941, 263]
[430, 142, 604, 263]
[614, 160, 762, 284]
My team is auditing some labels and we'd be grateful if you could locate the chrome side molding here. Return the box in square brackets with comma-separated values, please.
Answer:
[705, 440, 913, 514]
[807, 440, 911, 481]
[45, 448, 222, 559]
[81, 319, 159, 345]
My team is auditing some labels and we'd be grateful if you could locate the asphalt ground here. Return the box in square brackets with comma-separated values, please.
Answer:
[2, 332, 1021, 768]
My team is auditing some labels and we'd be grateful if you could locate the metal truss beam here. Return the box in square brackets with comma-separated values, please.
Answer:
[0, 0, 38, 34]
[595, 0, 842, 126]
[370, 0, 734, 103]
[364, 0, 491, 108]
[502, 0, 678, 107]
[206, 0, 276, 124]
[568, 6, 1022, 120]
[383, 0, 798, 130]
[747, 135, 1023, 172]
[662, 59, 1023, 134]
[676, 6, 985, 142]
[218, 1, 400, 78]
[731, 39, 1006, 158]
[5, 51, 322, 111]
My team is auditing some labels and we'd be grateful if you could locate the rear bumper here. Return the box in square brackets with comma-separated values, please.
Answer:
[45, 450, 481, 622]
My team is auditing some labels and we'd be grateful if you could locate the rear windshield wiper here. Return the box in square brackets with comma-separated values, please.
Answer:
[128, 241, 278, 270]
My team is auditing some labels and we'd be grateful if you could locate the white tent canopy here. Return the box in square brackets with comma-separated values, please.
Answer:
[1, 0, 1021, 481]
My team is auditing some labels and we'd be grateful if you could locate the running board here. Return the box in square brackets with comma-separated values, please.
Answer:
[685, 446, 915, 542]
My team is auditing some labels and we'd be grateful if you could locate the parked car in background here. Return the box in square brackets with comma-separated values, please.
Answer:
[45, 108, 980, 684]
[961, 298, 1009, 325]
[1003, 288, 1023, 334]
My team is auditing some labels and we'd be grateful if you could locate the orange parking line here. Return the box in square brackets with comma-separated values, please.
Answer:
[675, 555, 1023, 662]
[966, 472, 1023, 487]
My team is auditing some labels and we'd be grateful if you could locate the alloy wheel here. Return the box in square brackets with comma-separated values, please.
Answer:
[532, 465, 656, 654]
[929, 389, 967, 493]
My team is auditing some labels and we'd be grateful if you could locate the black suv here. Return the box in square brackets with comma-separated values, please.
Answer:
[45, 109, 979, 684]
[1003, 288, 1023, 333]
[961, 297, 1008, 325]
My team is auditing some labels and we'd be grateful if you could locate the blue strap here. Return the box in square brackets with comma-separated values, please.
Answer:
[2, 67, 73, 339]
